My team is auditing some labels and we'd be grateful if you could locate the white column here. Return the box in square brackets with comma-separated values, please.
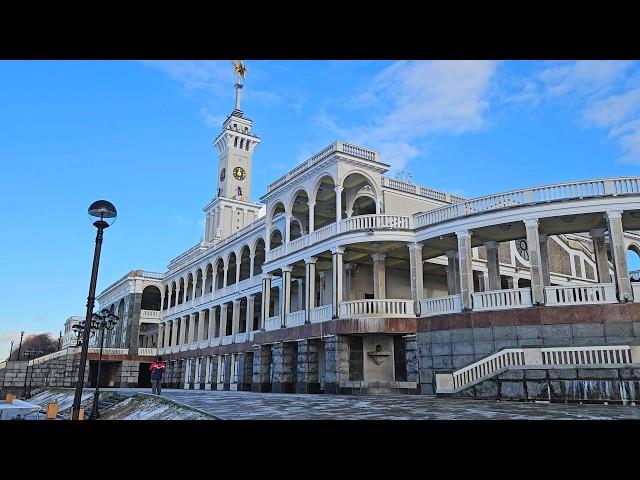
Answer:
[187, 314, 195, 345]
[178, 317, 187, 345]
[539, 233, 551, 286]
[204, 356, 212, 387]
[305, 257, 317, 323]
[332, 246, 344, 318]
[208, 308, 216, 340]
[285, 213, 292, 243]
[171, 320, 178, 347]
[247, 294, 255, 331]
[446, 250, 460, 295]
[372, 253, 387, 299]
[606, 210, 632, 301]
[524, 218, 545, 305]
[485, 241, 501, 291]
[223, 265, 229, 288]
[308, 201, 316, 233]
[220, 304, 229, 336]
[375, 196, 382, 214]
[280, 266, 293, 327]
[591, 228, 611, 283]
[456, 230, 474, 310]
[158, 323, 164, 350]
[334, 186, 343, 224]
[261, 273, 272, 329]
[408, 243, 424, 301]
[197, 312, 205, 342]
[249, 254, 255, 278]
[232, 299, 241, 336]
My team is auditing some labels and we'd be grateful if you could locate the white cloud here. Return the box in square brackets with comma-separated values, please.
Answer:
[538, 60, 633, 97]
[583, 90, 640, 128]
[314, 60, 498, 171]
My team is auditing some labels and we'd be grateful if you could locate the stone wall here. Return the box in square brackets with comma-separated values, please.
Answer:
[450, 366, 640, 403]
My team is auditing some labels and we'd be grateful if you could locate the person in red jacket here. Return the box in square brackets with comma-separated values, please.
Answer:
[149, 357, 166, 395]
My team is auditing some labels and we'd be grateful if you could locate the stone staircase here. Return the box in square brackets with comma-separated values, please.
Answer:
[85, 392, 129, 419]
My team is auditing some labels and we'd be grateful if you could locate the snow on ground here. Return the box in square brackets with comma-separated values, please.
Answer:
[99, 394, 215, 420]
[29, 388, 95, 414]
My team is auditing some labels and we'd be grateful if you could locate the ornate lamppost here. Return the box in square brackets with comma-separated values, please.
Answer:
[22, 347, 43, 399]
[71, 200, 117, 421]
[89, 308, 118, 419]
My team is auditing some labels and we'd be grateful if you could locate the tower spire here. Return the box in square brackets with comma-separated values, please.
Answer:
[231, 60, 249, 116]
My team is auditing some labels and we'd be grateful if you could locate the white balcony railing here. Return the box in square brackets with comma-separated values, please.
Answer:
[221, 335, 233, 345]
[419, 295, 462, 317]
[286, 310, 306, 327]
[264, 315, 281, 331]
[310, 304, 333, 322]
[138, 348, 158, 356]
[545, 283, 617, 306]
[140, 309, 160, 320]
[339, 299, 415, 319]
[340, 214, 412, 232]
[472, 288, 532, 311]
[235, 332, 248, 344]
[237, 278, 250, 292]
[310, 222, 337, 244]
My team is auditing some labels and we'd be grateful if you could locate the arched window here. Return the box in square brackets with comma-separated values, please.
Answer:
[141, 286, 161, 311]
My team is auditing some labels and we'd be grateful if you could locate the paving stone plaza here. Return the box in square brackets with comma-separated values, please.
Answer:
[103, 388, 640, 420]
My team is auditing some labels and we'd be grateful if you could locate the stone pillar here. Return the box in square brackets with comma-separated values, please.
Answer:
[252, 344, 272, 392]
[246, 294, 255, 332]
[197, 313, 205, 342]
[524, 218, 545, 304]
[372, 253, 387, 299]
[220, 304, 229, 336]
[446, 250, 460, 295]
[591, 228, 612, 283]
[485, 241, 501, 291]
[323, 335, 349, 394]
[305, 257, 317, 324]
[158, 323, 165, 350]
[539, 233, 551, 286]
[332, 246, 344, 318]
[232, 299, 241, 336]
[285, 213, 292, 243]
[295, 278, 304, 312]
[178, 317, 187, 345]
[408, 243, 424, 302]
[171, 320, 178, 347]
[404, 334, 419, 385]
[209, 355, 218, 390]
[223, 266, 228, 289]
[280, 266, 292, 327]
[296, 338, 320, 393]
[308, 201, 316, 233]
[204, 356, 212, 389]
[261, 273, 272, 329]
[606, 210, 632, 301]
[191, 278, 197, 302]
[236, 259, 241, 285]
[249, 254, 255, 279]
[208, 308, 216, 340]
[456, 230, 474, 310]
[271, 342, 295, 393]
[222, 354, 232, 390]
[334, 185, 343, 223]
[187, 314, 195, 345]
[236, 353, 247, 391]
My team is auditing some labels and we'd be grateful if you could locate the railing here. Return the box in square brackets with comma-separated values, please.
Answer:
[419, 295, 462, 317]
[138, 348, 158, 356]
[340, 214, 412, 232]
[266, 141, 380, 193]
[310, 304, 333, 322]
[381, 177, 464, 204]
[235, 332, 248, 344]
[339, 299, 415, 318]
[436, 345, 638, 393]
[237, 278, 250, 292]
[286, 310, 306, 327]
[415, 177, 640, 229]
[310, 222, 337, 244]
[542, 345, 632, 366]
[199, 339, 209, 348]
[140, 309, 160, 320]
[88, 348, 129, 356]
[264, 315, 281, 331]
[221, 335, 233, 345]
[545, 283, 617, 306]
[633, 282, 640, 302]
[472, 288, 532, 311]
[142, 271, 165, 279]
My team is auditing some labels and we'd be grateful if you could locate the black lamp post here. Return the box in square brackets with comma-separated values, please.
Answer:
[16, 331, 24, 361]
[71, 200, 117, 421]
[8, 341, 13, 362]
[89, 308, 118, 420]
[22, 347, 43, 399]
[58, 331, 63, 351]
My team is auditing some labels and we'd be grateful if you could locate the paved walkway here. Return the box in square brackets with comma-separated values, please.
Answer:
[106, 388, 640, 420]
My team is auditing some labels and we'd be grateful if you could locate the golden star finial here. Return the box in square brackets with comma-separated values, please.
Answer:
[231, 60, 249, 82]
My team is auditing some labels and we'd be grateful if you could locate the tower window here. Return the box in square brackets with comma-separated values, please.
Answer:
[234, 137, 238, 147]
[240, 138, 244, 149]
[244, 126, 248, 133]
[245, 141, 250, 151]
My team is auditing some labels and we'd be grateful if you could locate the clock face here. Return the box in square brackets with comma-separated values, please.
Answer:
[515, 239, 529, 261]
[219, 168, 226, 181]
[233, 166, 246, 180]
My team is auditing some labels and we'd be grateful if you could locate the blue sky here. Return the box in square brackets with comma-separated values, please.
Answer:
[1, 60, 640, 354]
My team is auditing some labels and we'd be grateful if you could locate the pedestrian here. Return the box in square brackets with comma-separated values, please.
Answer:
[149, 357, 166, 395]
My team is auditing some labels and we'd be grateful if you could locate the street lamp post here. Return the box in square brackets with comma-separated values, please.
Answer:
[90, 308, 119, 419]
[58, 331, 63, 351]
[71, 200, 117, 421]
[22, 347, 43, 399]
[16, 331, 24, 361]
[9, 341, 13, 362]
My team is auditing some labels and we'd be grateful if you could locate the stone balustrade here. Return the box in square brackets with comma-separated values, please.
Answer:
[264, 315, 281, 331]
[544, 283, 617, 306]
[286, 310, 306, 327]
[339, 299, 415, 319]
[419, 295, 462, 317]
[310, 304, 332, 322]
[472, 288, 533, 311]
[138, 348, 158, 356]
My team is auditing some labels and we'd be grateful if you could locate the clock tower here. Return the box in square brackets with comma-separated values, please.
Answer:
[203, 69, 262, 242]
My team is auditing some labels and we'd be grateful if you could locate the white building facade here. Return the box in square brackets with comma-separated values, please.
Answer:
[91, 82, 640, 396]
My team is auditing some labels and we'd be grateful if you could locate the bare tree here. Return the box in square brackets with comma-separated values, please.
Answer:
[6, 333, 58, 361]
